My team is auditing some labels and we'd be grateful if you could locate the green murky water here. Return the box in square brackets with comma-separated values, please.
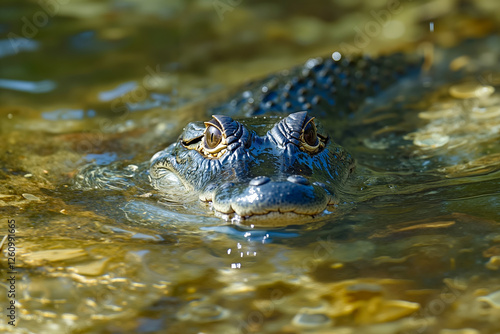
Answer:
[1, 1, 500, 333]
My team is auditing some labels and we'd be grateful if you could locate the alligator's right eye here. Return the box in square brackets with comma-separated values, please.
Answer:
[299, 117, 326, 155]
[205, 125, 222, 149]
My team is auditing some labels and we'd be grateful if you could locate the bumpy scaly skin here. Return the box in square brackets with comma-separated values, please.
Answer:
[150, 53, 422, 225]
[213, 53, 422, 117]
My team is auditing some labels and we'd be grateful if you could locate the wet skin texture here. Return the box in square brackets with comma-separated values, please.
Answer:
[150, 53, 422, 224]
[150, 111, 354, 222]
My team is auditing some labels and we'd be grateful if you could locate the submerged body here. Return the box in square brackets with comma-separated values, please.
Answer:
[149, 53, 423, 225]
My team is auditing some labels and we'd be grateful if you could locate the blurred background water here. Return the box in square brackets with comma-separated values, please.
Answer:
[1, 0, 500, 333]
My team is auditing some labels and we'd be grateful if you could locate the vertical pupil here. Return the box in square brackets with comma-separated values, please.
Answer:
[304, 122, 317, 146]
[206, 125, 222, 148]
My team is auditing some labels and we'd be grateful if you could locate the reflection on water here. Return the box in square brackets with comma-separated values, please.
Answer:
[1, 0, 500, 333]
[0, 79, 56, 93]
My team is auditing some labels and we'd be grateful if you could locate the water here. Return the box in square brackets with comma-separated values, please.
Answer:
[1, 1, 500, 333]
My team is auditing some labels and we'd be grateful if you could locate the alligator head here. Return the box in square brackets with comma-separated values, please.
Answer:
[149, 111, 354, 226]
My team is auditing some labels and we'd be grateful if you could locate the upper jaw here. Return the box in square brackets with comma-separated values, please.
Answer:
[199, 177, 336, 225]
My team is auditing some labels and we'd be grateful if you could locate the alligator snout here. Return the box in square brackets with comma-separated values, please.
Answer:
[209, 176, 333, 223]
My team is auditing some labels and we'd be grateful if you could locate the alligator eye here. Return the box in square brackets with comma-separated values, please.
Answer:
[300, 117, 327, 154]
[205, 125, 222, 149]
[303, 120, 318, 146]
[199, 118, 228, 159]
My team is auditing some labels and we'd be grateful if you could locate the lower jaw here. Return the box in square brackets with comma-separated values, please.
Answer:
[213, 210, 327, 227]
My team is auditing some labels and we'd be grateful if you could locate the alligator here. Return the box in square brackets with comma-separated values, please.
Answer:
[149, 53, 423, 225]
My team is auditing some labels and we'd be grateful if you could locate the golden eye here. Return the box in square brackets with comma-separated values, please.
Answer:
[299, 117, 326, 154]
[199, 118, 228, 159]
[303, 120, 318, 146]
[205, 125, 222, 149]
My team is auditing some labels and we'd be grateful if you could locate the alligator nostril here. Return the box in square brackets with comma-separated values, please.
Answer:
[287, 175, 309, 185]
[249, 176, 271, 186]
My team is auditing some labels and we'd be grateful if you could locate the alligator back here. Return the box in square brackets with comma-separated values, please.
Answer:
[211, 53, 423, 118]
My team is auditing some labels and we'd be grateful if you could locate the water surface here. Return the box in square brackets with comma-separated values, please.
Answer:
[1, 1, 500, 333]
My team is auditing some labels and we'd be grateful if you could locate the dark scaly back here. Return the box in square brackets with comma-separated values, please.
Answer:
[211, 53, 423, 118]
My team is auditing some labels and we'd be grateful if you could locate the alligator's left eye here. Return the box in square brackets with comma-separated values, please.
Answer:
[303, 120, 318, 146]
[300, 117, 327, 154]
